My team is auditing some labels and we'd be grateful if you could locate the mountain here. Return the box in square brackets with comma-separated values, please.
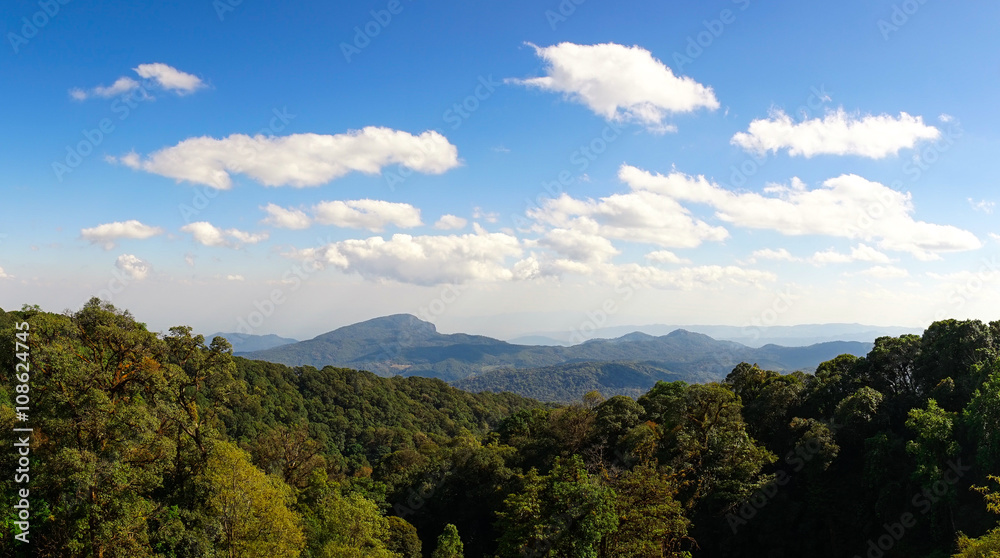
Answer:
[452, 361, 687, 402]
[511, 323, 924, 347]
[208, 332, 298, 353]
[239, 314, 874, 383]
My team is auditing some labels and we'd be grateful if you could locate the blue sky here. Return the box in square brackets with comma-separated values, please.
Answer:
[2, 0, 999, 340]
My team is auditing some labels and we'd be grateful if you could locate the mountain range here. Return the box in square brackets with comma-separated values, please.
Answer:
[236, 315, 875, 397]
[507, 323, 924, 347]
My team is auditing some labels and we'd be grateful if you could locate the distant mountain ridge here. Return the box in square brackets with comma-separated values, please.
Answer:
[208, 332, 298, 354]
[239, 314, 874, 384]
[509, 322, 923, 347]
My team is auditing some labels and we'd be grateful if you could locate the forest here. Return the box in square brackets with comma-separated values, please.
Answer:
[3, 298, 1000, 557]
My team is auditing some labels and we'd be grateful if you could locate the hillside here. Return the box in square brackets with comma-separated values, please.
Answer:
[240, 314, 874, 382]
[452, 361, 687, 402]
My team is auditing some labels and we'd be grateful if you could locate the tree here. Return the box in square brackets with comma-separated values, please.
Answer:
[602, 461, 691, 557]
[905, 399, 960, 487]
[204, 441, 305, 558]
[299, 476, 399, 558]
[431, 524, 464, 558]
[28, 299, 173, 557]
[495, 455, 618, 558]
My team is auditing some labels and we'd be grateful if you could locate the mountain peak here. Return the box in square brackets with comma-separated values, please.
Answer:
[314, 313, 438, 342]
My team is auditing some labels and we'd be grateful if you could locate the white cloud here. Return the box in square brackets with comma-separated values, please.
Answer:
[115, 254, 151, 280]
[473, 206, 499, 223]
[133, 63, 204, 94]
[645, 250, 690, 264]
[293, 224, 524, 285]
[527, 186, 729, 250]
[537, 225, 620, 264]
[226, 274, 245, 281]
[990, 233, 1000, 243]
[69, 63, 201, 100]
[313, 199, 422, 232]
[810, 243, 891, 265]
[261, 203, 312, 229]
[614, 264, 775, 290]
[731, 108, 940, 158]
[434, 214, 468, 230]
[969, 198, 995, 214]
[750, 248, 798, 262]
[0, 267, 11, 279]
[184, 253, 196, 267]
[618, 165, 981, 260]
[856, 265, 909, 279]
[115, 127, 460, 189]
[87, 77, 140, 99]
[80, 220, 164, 249]
[181, 222, 269, 248]
[511, 42, 718, 132]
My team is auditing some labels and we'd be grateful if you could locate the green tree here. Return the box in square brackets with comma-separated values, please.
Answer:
[495, 455, 618, 558]
[905, 399, 960, 487]
[602, 461, 691, 557]
[299, 477, 399, 558]
[204, 441, 305, 558]
[431, 524, 464, 558]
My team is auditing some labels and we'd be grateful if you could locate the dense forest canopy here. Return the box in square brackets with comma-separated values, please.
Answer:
[3, 299, 1000, 557]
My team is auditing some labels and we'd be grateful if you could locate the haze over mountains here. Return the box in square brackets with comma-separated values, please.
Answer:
[507, 323, 924, 347]
[228, 314, 881, 399]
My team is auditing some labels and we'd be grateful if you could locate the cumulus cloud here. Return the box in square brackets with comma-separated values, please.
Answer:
[434, 214, 468, 230]
[731, 108, 940, 158]
[181, 222, 269, 248]
[70, 63, 203, 100]
[537, 225, 620, 264]
[115, 254, 151, 280]
[473, 206, 499, 223]
[261, 203, 312, 229]
[313, 199, 422, 232]
[618, 165, 981, 260]
[645, 250, 690, 264]
[114, 127, 460, 189]
[290, 224, 524, 285]
[134, 63, 205, 94]
[809, 244, 891, 265]
[749, 248, 798, 263]
[511, 42, 718, 132]
[0, 267, 11, 279]
[226, 274, 245, 281]
[80, 220, 164, 249]
[527, 181, 729, 250]
[856, 265, 909, 279]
